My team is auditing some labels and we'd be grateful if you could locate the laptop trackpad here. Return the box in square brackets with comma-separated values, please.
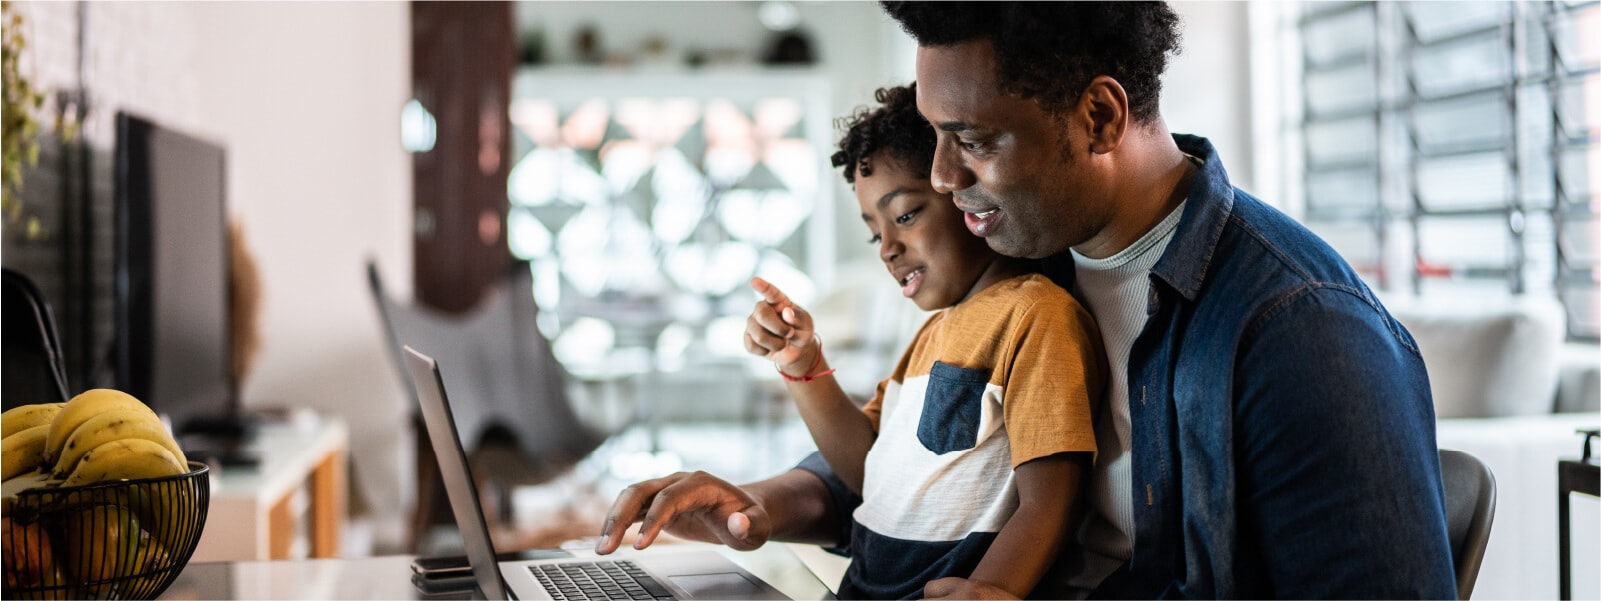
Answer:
[668, 573, 764, 599]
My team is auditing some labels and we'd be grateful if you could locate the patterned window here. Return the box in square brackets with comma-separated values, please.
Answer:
[506, 69, 835, 368]
[1291, 1, 1598, 340]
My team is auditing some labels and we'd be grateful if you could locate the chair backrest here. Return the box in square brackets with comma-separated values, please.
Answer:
[1440, 448, 1497, 600]
[2, 268, 72, 409]
[365, 260, 607, 464]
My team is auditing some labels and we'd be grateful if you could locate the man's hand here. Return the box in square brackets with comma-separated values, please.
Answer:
[595, 471, 773, 554]
[745, 277, 819, 377]
[923, 577, 1020, 600]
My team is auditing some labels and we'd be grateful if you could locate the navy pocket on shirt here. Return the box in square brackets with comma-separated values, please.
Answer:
[918, 361, 990, 454]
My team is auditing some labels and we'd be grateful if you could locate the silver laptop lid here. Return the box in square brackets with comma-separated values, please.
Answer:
[403, 345, 510, 600]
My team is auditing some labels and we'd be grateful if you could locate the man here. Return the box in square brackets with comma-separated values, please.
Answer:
[597, 3, 1456, 598]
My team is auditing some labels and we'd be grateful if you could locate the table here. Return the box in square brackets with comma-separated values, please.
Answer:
[1558, 429, 1600, 600]
[159, 543, 835, 600]
[1436, 414, 1600, 599]
[192, 416, 348, 561]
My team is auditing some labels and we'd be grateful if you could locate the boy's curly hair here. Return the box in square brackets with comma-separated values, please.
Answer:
[830, 83, 934, 185]
[880, 1, 1181, 124]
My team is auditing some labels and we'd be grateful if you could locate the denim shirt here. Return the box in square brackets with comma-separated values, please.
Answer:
[799, 135, 1457, 599]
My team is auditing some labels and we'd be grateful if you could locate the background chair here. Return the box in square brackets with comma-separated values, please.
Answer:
[2, 268, 72, 410]
[1441, 448, 1497, 600]
[367, 260, 610, 552]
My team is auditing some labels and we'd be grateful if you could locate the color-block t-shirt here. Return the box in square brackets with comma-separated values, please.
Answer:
[837, 273, 1105, 600]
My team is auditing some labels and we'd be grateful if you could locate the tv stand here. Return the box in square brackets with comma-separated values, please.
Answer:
[178, 413, 263, 467]
[190, 415, 348, 561]
[180, 413, 260, 440]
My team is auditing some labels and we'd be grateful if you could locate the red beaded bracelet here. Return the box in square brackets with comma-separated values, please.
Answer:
[778, 337, 835, 383]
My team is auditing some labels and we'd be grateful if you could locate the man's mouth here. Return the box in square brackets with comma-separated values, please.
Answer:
[963, 206, 1001, 237]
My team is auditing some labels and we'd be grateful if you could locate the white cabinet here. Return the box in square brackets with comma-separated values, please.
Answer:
[192, 417, 348, 561]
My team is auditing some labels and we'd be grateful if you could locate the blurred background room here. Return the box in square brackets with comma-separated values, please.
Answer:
[0, 2, 1594, 599]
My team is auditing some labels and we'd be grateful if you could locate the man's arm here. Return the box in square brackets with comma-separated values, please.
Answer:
[751, 465, 846, 546]
[595, 460, 847, 554]
[1234, 289, 1456, 598]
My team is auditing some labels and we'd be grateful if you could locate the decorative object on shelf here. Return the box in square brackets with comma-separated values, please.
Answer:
[229, 220, 263, 387]
[518, 26, 546, 65]
[574, 24, 603, 65]
[763, 30, 815, 65]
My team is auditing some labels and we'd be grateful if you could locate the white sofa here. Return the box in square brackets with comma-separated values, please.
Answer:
[1384, 293, 1600, 600]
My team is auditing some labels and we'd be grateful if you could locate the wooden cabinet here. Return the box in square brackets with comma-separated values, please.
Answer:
[192, 418, 348, 561]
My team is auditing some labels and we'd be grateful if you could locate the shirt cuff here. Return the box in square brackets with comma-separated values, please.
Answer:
[794, 451, 861, 556]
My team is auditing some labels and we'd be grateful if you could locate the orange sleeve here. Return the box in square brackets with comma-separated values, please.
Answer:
[1000, 290, 1105, 468]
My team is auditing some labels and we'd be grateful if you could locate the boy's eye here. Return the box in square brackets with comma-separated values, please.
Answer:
[895, 209, 920, 225]
[867, 233, 881, 245]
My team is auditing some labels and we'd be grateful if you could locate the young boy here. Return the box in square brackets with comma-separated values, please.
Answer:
[742, 84, 1107, 600]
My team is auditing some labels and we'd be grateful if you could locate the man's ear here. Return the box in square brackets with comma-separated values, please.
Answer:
[1079, 76, 1128, 155]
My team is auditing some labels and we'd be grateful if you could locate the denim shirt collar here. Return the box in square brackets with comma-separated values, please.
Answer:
[1042, 134, 1234, 299]
[1151, 134, 1234, 301]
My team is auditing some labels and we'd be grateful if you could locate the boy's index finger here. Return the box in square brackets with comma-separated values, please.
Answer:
[750, 277, 790, 307]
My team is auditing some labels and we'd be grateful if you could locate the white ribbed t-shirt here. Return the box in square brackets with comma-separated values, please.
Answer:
[1061, 199, 1187, 593]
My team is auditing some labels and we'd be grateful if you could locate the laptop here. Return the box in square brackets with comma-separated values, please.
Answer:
[402, 345, 795, 600]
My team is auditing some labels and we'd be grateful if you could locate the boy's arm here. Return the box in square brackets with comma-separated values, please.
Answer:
[782, 351, 878, 495]
[957, 451, 1090, 599]
[744, 277, 878, 494]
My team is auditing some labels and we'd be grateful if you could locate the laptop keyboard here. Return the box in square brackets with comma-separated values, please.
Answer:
[530, 560, 675, 600]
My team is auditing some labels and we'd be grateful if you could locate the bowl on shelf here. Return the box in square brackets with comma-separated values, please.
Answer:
[2, 462, 209, 600]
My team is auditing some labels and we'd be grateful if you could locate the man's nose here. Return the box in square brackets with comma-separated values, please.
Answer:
[930, 142, 976, 193]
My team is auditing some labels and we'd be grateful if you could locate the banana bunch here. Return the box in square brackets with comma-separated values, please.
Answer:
[1, 389, 189, 486]
[3, 390, 197, 598]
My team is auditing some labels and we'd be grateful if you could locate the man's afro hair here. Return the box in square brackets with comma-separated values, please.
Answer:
[881, 1, 1181, 123]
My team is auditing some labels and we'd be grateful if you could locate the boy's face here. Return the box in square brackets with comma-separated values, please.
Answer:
[856, 154, 1003, 311]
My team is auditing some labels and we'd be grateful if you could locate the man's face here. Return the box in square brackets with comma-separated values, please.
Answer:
[915, 39, 1111, 260]
[855, 154, 1000, 311]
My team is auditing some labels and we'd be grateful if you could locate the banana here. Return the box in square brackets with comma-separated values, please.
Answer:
[1, 425, 50, 480]
[60, 438, 186, 488]
[51, 409, 187, 479]
[44, 389, 155, 466]
[1, 403, 65, 439]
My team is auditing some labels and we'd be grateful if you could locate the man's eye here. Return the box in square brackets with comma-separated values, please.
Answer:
[895, 209, 920, 224]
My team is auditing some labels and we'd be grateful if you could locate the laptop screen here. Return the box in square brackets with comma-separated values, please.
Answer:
[403, 345, 510, 600]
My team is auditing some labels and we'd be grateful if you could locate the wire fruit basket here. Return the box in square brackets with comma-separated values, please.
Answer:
[2, 462, 209, 600]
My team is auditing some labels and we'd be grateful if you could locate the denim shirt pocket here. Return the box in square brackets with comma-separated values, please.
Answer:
[917, 361, 991, 454]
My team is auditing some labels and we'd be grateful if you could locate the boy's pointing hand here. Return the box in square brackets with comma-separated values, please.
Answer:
[745, 277, 820, 375]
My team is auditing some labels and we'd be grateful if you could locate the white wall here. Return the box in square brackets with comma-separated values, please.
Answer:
[13, 0, 414, 553]
[1165, 1, 1256, 196]
[186, 2, 414, 553]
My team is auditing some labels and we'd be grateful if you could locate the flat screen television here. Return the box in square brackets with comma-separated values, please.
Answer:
[113, 111, 241, 437]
